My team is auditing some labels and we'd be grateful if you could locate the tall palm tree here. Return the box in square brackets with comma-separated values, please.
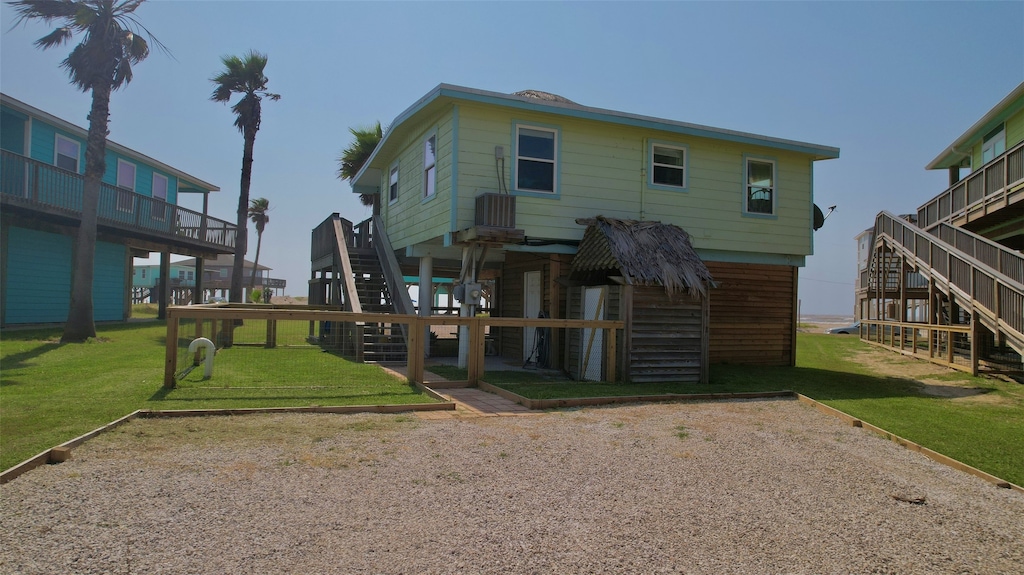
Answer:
[9, 0, 159, 342]
[337, 122, 382, 209]
[247, 197, 270, 290]
[210, 51, 279, 304]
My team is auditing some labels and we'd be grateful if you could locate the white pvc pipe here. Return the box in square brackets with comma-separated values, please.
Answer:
[187, 337, 216, 378]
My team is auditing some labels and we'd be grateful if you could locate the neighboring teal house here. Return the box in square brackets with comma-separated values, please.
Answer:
[335, 84, 839, 369]
[0, 93, 236, 326]
[855, 82, 1023, 375]
[133, 254, 286, 304]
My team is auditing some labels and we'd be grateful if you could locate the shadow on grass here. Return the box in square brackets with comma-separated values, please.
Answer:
[0, 342, 62, 376]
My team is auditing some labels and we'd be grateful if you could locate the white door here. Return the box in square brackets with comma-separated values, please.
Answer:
[523, 271, 542, 362]
[580, 286, 605, 381]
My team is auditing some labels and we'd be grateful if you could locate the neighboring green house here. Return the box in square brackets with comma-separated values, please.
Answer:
[326, 84, 839, 371]
[0, 93, 236, 326]
[856, 82, 1023, 375]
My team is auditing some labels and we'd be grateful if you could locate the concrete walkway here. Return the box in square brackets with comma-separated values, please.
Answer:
[381, 362, 540, 420]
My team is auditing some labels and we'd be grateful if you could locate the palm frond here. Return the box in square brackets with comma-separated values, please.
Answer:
[33, 26, 72, 48]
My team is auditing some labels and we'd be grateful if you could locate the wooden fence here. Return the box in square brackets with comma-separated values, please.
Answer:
[165, 305, 623, 388]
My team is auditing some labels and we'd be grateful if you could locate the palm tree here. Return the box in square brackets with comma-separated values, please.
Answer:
[210, 51, 279, 304]
[247, 197, 270, 290]
[9, 0, 159, 342]
[337, 122, 382, 208]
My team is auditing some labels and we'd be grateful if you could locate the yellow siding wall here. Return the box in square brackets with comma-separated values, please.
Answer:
[455, 103, 814, 257]
[382, 106, 454, 248]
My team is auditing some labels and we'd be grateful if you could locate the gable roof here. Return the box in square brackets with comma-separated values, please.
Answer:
[570, 216, 714, 298]
[0, 92, 220, 194]
[926, 81, 1024, 170]
[351, 83, 840, 191]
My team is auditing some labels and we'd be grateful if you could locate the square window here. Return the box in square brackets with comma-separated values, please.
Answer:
[55, 135, 79, 172]
[389, 165, 399, 203]
[651, 144, 686, 188]
[515, 126, 557, 193]
[746, 159, 775, 215]
[423, 136, 436, 198]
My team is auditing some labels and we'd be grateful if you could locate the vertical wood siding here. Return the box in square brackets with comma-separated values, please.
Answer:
[705, 261, 796, 366]
[628, 286, 705, 383]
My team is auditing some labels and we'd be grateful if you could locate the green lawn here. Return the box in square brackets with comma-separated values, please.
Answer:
[1, 320, 435, 471]
[431, 334, 1024, 486]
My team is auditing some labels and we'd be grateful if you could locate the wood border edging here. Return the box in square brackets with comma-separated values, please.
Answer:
[476, 382, 796, 410]
[795, 394, 1022, 493]
[0, 401, 455, 485]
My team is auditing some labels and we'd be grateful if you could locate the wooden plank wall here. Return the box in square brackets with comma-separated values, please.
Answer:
[705, 261, 797, 366]
[629, 286, 705, 382]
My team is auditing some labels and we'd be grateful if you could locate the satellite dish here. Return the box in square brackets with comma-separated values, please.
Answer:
[813, 204, 837, 231]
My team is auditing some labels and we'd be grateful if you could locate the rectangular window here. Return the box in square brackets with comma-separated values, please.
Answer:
[389, 164, 399, 204]
[55, 135, 80, 172]
[152, 173, 168, 221]
[141, 268, 147, 279]
[116, 159, 136, 213]
[745, 158, 775, 215]
[423, 136, 436, 199]
[651, 144, 686, 188]
[981, 125, 1005, 164]
[178, 270, 185, 280]
[516, 125, 556, 193]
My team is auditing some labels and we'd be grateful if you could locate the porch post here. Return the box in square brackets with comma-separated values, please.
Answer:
[419, 255, 433, 358]
[193, 258, 205, 305]
[158, 251, 170, 320]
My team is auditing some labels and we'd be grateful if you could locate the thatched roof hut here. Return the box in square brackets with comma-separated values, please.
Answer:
[571, 216, 714, 297]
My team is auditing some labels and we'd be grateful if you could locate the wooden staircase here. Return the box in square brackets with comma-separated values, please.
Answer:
[349, 244, 408, 363]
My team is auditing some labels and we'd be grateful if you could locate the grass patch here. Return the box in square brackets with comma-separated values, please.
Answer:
[1, 321, 435, 471]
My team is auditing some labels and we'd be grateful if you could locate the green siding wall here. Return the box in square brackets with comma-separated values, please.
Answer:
[456, 104, 814, 257]
[4, 226, 126, 325]
[382, 107, 454, 248]
[1005, 108, 1024, 150]
[373, 101, 820, 259]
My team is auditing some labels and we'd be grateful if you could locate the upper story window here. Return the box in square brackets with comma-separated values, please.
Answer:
[423, 136, 436, 199]
[745, 158, 775, 216]
[981, 124, 1005, 164]
[55, 134, 80, 172]
[650, 143, 687, 189]
[515, 125, 557, 193]
[389, 164, 399, 204]
[140, 268, 147, 279]
[152, 173, 169, 221]
[116, 159, 136, 213]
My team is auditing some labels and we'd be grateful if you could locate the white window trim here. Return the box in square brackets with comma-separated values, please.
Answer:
[423, 135, 436, 200]
[388, 163, 400, 205]
[514, 124, 559, 195]
[54, 134, 80, 173]
[743, 156, 777, 217]
[116, 159, 137, 213]
[981, 126, 1005, 165]
[649, 141, 688, 191]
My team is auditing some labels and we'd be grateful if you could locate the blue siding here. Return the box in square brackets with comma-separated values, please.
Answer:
[93, 242, 125, 321]
[30, 119, 85, 170]
[4, 227, 126, 324]
[5, 227, 72, 324]
[1, 108, 26, 153]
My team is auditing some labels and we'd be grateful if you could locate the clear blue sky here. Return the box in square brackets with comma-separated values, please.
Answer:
[2, 1, 1022, 315]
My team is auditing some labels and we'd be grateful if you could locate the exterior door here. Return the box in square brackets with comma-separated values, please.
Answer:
[580, 286, 606, 381]
[523, 271, 541, 362]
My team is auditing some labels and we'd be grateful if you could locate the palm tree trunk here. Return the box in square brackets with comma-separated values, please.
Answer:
[230, 130, 254, 304]
[62, 83, 111, 342]
[249, 230, 262, 290]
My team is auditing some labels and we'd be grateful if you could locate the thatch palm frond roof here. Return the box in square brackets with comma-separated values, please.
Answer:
[571, 216, 714, 298]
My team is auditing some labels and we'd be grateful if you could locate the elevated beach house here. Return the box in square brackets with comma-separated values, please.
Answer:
[0, 93, 236, 326]
[313, 85, 838, 377]
[855, 82, 1023, 376]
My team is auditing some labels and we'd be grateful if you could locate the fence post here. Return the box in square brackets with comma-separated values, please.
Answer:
[406, 316, 422, 384]
[164, 312, 179, 388]
[468, 318, 485, 385]
[605, 327, 616, 382]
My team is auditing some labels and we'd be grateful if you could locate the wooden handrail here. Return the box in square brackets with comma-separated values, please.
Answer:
[371, 215, 415, 317]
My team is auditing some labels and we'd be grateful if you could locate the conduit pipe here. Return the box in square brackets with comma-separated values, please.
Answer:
[187, 337, 216, 378]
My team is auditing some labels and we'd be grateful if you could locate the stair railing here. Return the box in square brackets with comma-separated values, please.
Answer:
[874, 211, 1023, 351]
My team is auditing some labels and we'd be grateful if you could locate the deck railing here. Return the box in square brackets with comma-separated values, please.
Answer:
[0, 150, 236, 250]
[917, 139, 1024, 229]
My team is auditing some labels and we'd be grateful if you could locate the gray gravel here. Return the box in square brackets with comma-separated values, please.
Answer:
[2, 399, 1022, 574]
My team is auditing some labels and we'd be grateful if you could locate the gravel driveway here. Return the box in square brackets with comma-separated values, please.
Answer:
[2, 399, 1022, 574]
